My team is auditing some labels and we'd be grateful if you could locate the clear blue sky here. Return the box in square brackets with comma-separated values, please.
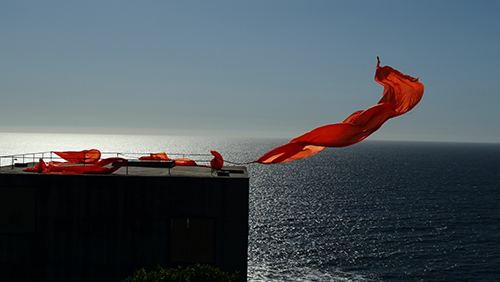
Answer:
[2, 1, 499, 143]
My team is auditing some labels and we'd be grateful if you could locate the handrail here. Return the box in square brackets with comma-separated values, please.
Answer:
[0, 151, 214, 171]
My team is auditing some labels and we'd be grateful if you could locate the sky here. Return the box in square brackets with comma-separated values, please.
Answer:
[1, 1, 500, 143]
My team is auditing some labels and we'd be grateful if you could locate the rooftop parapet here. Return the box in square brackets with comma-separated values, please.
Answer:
[0, 151, 248, 178]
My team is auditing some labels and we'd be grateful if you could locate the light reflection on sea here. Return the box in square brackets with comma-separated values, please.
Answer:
[1, 132, 500, 281]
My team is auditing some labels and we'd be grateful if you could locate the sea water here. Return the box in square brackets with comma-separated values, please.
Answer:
[1, 132, 499, 281]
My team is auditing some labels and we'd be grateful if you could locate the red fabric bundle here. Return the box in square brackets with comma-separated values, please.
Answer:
[24, 149, 127, 174]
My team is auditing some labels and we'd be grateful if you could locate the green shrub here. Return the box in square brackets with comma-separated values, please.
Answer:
[122, 264, 239, 282]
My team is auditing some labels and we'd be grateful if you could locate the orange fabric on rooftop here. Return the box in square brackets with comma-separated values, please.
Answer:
[139, 152, 170, 161]
[256, 60, 424, 164]
[210, 150, 224, 170]
[23, 157, 127, 174]
[54, 149, 101, 164]
[139, 152, 198, 166]
[173, 158, 198, 166]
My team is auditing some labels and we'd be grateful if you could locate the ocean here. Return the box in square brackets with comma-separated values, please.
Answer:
[1, 132, 499, 281]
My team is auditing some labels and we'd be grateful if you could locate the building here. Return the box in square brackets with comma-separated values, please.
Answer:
[0, 159, 249, 281]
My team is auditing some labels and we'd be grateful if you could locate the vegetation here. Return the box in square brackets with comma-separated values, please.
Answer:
[121, 264, 239, 282]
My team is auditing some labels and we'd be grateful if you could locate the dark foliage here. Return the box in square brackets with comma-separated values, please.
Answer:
[122, 264, 239, 282]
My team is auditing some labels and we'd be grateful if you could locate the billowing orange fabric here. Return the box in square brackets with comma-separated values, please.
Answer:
[23, 149, 127, 174]
[256, 61, 424, 164]
[23, 158, 47, 173]
[210, 150, 224, 170]
[138, 151, 224, 168]
[139, 152, 170, 161]
[173, 158, 198, 166]
[23, 157, 127, 174]
[139, 152, 198, 166]
[54, 149, 101, 164]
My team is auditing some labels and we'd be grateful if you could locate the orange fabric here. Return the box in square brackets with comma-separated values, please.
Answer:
[138, 151, 224, 168]
[23, 157, 127, 174]
[54, 149, 101, 164]
[210, 150, 224, 170]
[139, 152, 198, 166]
[173, 158, 197, 166]
[24, 149, 126, 174]
[23, 158, 47, 172]
[139, 152, 170, 161]
[257, 61, 424, 164]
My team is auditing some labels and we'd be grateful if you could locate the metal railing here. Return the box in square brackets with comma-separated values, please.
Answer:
[0, 151, 214, 171]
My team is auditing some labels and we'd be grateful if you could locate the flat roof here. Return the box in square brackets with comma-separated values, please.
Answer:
[0, 162, 248, 178]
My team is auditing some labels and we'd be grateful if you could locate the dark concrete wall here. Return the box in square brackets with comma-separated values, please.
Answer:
[0, 172, 248, 282]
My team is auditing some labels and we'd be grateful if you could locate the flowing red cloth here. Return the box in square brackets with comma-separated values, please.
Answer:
[210, 150, 224, 170]
[139, 150, 223, 168]
[139, 152, 198, 166]
[23, 158, 47, 173]
[54, 149, 101, 164]
[256, 62, 424, 164]
[23, 157, 127, 174]
[173, 158, 197, 166]
[139, 152, 170, 161]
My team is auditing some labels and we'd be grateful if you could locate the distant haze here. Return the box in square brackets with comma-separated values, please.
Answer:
[1, 1, 499, 143]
